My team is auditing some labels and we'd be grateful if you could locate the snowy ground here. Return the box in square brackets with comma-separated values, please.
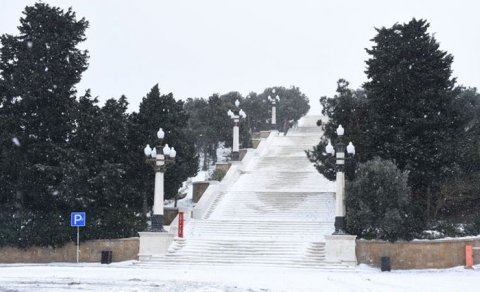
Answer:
[0, 262, 479, 292]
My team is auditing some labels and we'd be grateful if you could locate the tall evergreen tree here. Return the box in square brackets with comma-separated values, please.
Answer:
[255, 86, 310, 133]
[185, 92, 252, 167]
[310, 19, 469, 223]
[130, 85, 198, 216]
[307, 80, 368, 181]
[184, 97, 211, 169]
[0, 3, 88, 212]
[243, 92, 271, 132]
[363, 18, 459, 218]
[0, 3, 89, 246]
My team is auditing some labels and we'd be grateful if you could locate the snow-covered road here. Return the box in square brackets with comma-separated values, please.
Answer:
[0, 262, 478, 292]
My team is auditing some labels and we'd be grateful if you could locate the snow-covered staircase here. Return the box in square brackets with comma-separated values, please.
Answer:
[148, 238, 349, 269]
[142, 115, 353, 269]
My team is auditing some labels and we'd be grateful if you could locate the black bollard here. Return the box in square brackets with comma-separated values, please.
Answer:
[101, 250, 113, 264]
[381, 256, 391, 272]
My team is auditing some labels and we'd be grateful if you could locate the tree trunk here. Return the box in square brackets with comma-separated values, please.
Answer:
[282, 120, 288, 136]
[212, 143, 217, 163]
[202, 147, 208, 171]
[142, 192, 149, 218]
[426, 186, 432, 222]
[15, 190, 23, 214]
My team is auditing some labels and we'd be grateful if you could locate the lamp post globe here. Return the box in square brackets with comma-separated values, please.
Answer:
[336, 125, 344, 136]
[157, 128, 165, 139]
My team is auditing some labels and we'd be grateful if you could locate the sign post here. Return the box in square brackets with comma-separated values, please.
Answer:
[70, 212, 86, 263]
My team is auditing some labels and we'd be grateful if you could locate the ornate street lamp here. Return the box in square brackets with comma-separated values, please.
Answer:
[325, 125, 355, 235]
[143, 128, 176, 232]
[268, 89, 280, 130]
[227, 99, 246, 161]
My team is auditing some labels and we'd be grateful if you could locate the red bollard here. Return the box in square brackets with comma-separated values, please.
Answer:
[466, 245, 473, 269]
[178, 211, 184, 238]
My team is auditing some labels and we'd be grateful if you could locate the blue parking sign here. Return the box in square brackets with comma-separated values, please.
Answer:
[71, 212, 86, 227]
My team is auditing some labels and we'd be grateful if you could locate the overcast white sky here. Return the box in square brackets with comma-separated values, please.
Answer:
[1, 0, 479, 113]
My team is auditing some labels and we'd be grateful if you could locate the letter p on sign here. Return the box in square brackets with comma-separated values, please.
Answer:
[71, 212, 86, 227]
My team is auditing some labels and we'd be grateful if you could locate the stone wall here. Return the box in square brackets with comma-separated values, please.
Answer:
[193, 181, 210, 203]
[164, 207, 179, 225]
[259, 131, 271, 138]
[0, 237, 139, 263]
[251, 139, 261, 149]
[215, 162, 231, 173]
[356, 237, 480, 269]
[239, 149, 248, 160]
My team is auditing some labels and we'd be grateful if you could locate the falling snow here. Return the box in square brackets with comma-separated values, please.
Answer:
[11, 137, 20, 146]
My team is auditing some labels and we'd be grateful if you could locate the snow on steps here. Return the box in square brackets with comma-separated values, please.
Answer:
[150, 115, 352, 270]
[139, 238, 351, 270]
[185, 219, 333, 240]
[209, 191, 335, 221]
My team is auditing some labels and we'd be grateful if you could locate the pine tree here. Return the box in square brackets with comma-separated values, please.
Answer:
[0, 3, 89, 246]
[72, 95, 146, 239]
[184, 98, 211, 169]
[363, 19, 459, 218]
[0, 3, 88, 212]
[252, 86, 310, 133]
[309, 19, 475, 229]
[274, 86, 310, 133]
[307, 80, 368, 181]
[130, 85, 198, 216]
[243, 92, 271, 132]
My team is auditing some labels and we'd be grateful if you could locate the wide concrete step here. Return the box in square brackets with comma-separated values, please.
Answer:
[245, 157, 317, 173]
[171, 238, 324, 245]
[262, 145, 315, 157]
[167, 251, 325, 257]
[170, 245, 325, 253]
[168, 240, 324, 256]
[221, 193, 334, 204]
[137, 260, 354, 270]
[267, 136, 320, 147]
[229, 172, 335, 193]
[162, 240, 328, 265]
[185, 220, 333, 240]
[210, 191, 335, 221]
[186, 220, 333, 228]
[161, 257, 326, 264]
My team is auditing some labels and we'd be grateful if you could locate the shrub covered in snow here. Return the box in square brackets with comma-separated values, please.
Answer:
[346, 157, 422, 241]
[210, 169, 226, 181]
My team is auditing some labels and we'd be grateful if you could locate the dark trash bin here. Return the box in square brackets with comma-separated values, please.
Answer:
[101, 250, 112, 264]
[381, 256, 391, 272]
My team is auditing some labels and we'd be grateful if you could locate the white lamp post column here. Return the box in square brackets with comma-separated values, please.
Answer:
[233, 116, 240, 159]
[228, 99, 246, 161]
[153, 158, 165, 216]
[143, 128, 176, 232]
[268, 89, 280, 130]
[326, 125, 355, 235]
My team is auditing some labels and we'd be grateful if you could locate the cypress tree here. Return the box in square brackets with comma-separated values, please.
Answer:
[130, 85, 198, 217]
[364, 18, 459, 218]
[0, 3, 89, 246]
